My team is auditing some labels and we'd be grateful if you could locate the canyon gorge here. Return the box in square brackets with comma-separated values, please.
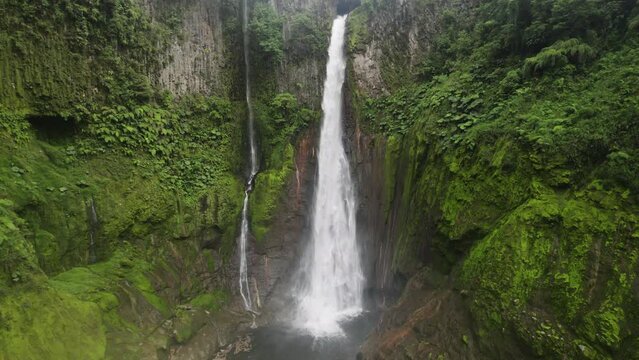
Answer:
[1, 0, 639, 359]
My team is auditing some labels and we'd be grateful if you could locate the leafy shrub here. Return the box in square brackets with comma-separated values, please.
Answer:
[270, 93, 298, 126]
[178, 96, 233, 125]
[499, 69, 523, 93]
[0, 109, 29, 143]
[83, 105, 180, 157]
[267, 93, 315, 137]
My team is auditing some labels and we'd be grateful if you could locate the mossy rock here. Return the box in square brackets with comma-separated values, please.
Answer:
[0, 285, 106, 360]
[461, 188, 639, 357]
[250, 143, 295, 243]
[189, 290, 228, 312]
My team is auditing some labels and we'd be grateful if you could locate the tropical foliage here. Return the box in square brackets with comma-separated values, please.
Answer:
[250, 2, 284, 63]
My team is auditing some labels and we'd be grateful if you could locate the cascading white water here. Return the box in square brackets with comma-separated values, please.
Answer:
[239, 0, 258, 312]
[294, 15, 364, 338]
[239, 192, 253, 311]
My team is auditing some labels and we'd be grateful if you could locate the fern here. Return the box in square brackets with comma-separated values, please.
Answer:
[522, 39, 596, 76]
[552, 39, 596, 64]
[523, 48, 568, 76]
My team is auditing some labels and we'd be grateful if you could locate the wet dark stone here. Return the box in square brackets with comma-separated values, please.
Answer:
[200, 225, 222, 250]
[337, 0, 360, 15]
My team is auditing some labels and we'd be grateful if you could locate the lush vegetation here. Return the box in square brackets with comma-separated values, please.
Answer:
[246, 2, 324, 244]
[350, 0, 639, 358]
[250, 92, 318, 241]
[0, 0, 175, 113]
[286, 12, 330, 61]
[250, 3, 329, 64]
[0, 0, 323, 356]
[4, 0, 638, 358]
[0, 0, 249, 358]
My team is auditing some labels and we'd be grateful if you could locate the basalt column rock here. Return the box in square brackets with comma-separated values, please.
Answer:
[145, 0, 236, 97]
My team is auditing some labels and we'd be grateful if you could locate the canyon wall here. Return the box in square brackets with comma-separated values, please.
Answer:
[346, 1, 639, 359]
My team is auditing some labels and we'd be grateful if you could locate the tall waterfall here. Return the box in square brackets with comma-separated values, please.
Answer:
[294, 15, 364, 337]
[239, 0, 257, 312]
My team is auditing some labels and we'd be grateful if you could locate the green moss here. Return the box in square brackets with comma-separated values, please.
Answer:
[347, 6, 370, 52]
[581, 306, 625, 350]
[0, 103, 244, 272]
[0, 199, 39, 287]
[383, 135, 400, 218]
[0, 285, 106, 360]
[361, 51, 639, 352]
[46, 244, 194, 357]
[172, 307, 211, 345]
[0, 2, 246, 358]
[1, 0, 173, 113]
[250, 143, 295, 242]
[51, 245, 170, 317]
[461, 195, 559, 329]
[189, 290, 228, 312]
[458, 187, 638, 356]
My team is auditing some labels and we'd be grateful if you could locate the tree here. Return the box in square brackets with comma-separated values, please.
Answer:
[250, 3, 283, 63]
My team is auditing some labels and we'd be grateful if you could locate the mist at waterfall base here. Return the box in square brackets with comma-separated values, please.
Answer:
[232, 310, 379, 360]
[231, 16, 378, 359]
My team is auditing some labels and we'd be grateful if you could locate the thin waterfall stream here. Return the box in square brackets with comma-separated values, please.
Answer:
[239, 0, 258, 313]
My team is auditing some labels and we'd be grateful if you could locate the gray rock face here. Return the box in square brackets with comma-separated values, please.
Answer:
[274, 0, 337, 108]
[349, 0, 478, 97]
[153, 0, 229, 96]
[352, 41, 387, 97]
[144, 0, 340, 103]
[277, 57, 326, 108]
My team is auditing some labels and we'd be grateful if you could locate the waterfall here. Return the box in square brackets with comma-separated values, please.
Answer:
[85, 197, 99, 264]
[239, 0, 258, 312]
[294, 15, 364, 337]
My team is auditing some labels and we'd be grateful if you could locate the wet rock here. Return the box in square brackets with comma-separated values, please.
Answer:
[200, 225, 223, 250]
[359, 268, 482, 360]
[169, 311, 240, 360]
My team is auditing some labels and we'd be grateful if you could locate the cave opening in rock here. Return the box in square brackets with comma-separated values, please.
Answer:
[26, 115, 78, 143]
